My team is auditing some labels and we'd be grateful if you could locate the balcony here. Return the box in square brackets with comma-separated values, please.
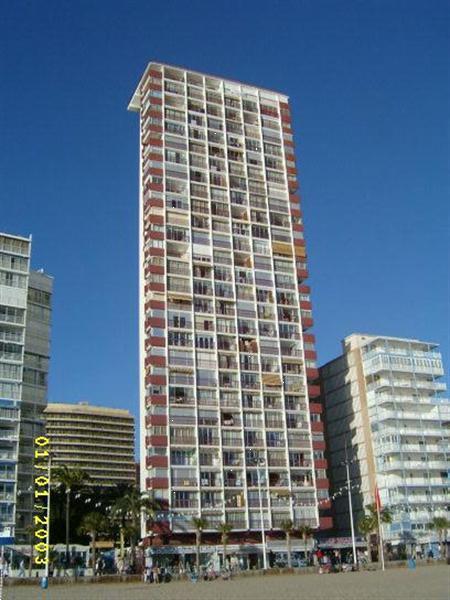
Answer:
[221, 413, 241, 427]
[199, 438, 220, 447]
[222, 437, 243, 448]
[172, 478, 198, 487]
[223, 471, 244, 486]
[173, 500, 199, 509]
[200, 476, 222, 488]
[170, 436, 196, 446]
[266, 418, 284, 429]
[267, 455, 287, 467]
[199, 453, 221, 467]
[223, 455, 243, 467]
[167, 280, 192, 295]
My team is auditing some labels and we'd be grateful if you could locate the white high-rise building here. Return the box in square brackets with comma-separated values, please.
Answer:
[128, 63, 332, 551]
[0, 233, 53, 542]
[320, 333, 449, 548]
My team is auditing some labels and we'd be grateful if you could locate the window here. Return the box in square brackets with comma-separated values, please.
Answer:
[165, 149, 186, 164]
[168, 332, 192, 347]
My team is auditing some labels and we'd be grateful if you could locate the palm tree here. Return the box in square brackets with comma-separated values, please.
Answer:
[298, 525, 313, 564]
[217, 522, 233, 568]
[110, 487, 158, 569]
[192, 516, 208, 573]
[77, 511, 107, 571]
[280, 519, 294, 568]
[357, 515, 374, 562]
[53, 466, 89, 562]
[357, 504, 393, 562]
[428, 516, 450, 558]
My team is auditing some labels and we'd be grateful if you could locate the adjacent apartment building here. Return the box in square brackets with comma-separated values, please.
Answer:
[0, 233, 53, 543]
[128, 62, 331, 546]
[320, 333, 449, 548]
[44, 402, 136, 487]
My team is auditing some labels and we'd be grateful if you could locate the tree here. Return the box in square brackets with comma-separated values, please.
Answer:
[110, 486, 158, 570]
[297, 525, 313, 564]
[357, 504, 393, 562]
[53, 466, 90, 562]
[357, 515, 374, 562]
[280, 519, 294, 568]
[77, 512, 107, 570]
[428, 516, 450, 559]
[217, 522, 233, 568]
[192, 517, 208, 573]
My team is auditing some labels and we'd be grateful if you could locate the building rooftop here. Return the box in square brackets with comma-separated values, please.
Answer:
[128, 60, 290, 112]
[343, 333, 439, 351]
[44, 402, 133, 418]
[0, 232, 31, 243]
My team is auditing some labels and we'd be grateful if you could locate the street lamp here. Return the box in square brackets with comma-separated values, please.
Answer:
[257, 458, 268, 570]
[342, 439, 357, 568]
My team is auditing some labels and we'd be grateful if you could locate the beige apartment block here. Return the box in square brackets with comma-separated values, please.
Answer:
[44, 402, 136, 487]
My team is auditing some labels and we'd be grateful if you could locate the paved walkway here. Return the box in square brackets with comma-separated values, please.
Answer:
[3, 565, 449, 600]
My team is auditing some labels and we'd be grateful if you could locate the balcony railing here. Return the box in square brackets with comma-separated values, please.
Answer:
[171, 437, 196, 446]
[172, 478, 198, 487]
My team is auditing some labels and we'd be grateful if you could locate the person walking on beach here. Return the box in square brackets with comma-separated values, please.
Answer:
[18, 559, 25, 578]
[152, 564, 160, 584]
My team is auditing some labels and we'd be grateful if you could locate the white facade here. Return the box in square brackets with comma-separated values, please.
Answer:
[321, 333, 449, 546]
[0, 233, 53, 542]
[129, 63, 326, 538]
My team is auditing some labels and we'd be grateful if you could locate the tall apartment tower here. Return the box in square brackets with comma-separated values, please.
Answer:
[0, 233, 53, 542]
[320, 333, 449, 548]
[128, 63, 331, 545]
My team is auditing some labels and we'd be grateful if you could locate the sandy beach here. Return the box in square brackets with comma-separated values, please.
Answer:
[3, 565, 448, 600]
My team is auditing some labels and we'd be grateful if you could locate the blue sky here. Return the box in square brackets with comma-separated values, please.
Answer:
[1, 1, 449, 440]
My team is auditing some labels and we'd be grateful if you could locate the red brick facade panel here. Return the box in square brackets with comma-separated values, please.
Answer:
[147, 395, 167, 406]
[319, 516, 333, 530]
[146, 456, 168, 468]
[148, 435, 168, 447]
[302, 318, 314, 330]
[147, 414, 167, 426]
[313, 441, 326, 451]
[148, 375, 167, 385]
[316, 478, 330, 489]
[148, 248, 164, 257]
[297, 269, 309, 281]
[147, 182, 163, 192]
[308, 388, 321, 404]
[146, 355, 166, 367]
[148, 197, 164, 209]
[149, 477, 169, 489]
[148, 317, 165, 327]
[306, 367, 319, 380]
[311, 421, 324, 433]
